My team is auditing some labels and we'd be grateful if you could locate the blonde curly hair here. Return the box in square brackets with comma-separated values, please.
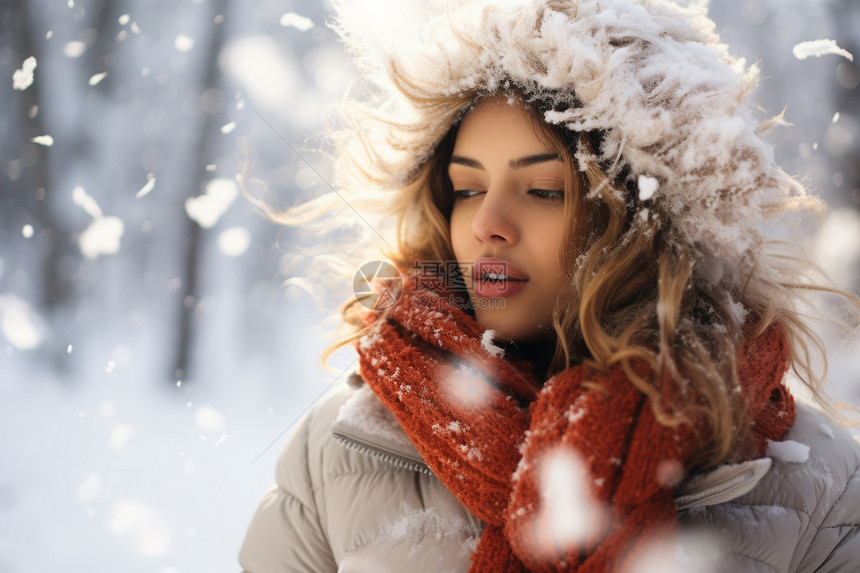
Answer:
[265, 0, 860, 470]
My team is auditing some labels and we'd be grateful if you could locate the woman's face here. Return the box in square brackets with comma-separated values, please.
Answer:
[448, 96, 569, 343]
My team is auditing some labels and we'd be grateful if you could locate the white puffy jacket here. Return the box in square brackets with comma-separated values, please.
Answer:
[239, 379, 860, 572]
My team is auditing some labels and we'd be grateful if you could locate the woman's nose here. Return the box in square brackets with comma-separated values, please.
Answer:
[471, 190, 519, 245]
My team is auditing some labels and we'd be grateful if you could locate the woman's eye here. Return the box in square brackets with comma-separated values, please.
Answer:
[452, 189, 482, 200]
[529, 189, 564, 200]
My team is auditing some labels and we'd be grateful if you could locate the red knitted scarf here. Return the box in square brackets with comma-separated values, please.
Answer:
[355, 272, 795, 572]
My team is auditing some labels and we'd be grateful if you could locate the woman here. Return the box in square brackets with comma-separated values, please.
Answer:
[240, 1, 860, 571]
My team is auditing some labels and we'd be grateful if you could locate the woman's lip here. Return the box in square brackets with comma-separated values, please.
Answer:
[473, 277, 528, 299]
[472, 257, 529, 281]
[472, 257, 529, 299]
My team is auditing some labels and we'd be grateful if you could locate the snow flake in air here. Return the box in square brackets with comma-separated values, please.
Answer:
[80, 217, 124, 258]
[110, 424, 135, 450]
[438, 359, 493, 409]
[73, 186, 125, 258]
[107, 500, 171, 557]
[136, 176, 156, 198]
[12, 56, 36, 90]
[174, 35, 195, 52]
[89, 72, 108, 86]
[793, 39, 854, 62]
[184, 178, 238, 228]
[280, 13, 314, 31]
[0, 293, 45, 350]
[813, 209, 860, 289]
[195, 404, 225, 431]
[217, 227, 251, 257]
[64, 41, 86, 58]
[529, 447, 606, 556]
[220, 120, 237, 134]
[31, 135, 53, 147]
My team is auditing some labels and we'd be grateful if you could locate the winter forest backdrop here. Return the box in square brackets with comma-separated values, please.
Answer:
[1, 0, 859, 571]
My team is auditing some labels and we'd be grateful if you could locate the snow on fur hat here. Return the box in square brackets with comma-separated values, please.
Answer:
[331, 0, 808, 264]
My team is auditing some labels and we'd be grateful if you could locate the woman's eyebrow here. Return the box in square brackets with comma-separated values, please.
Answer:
[449, 153, 562, 171]
[509, 153, 562, 169]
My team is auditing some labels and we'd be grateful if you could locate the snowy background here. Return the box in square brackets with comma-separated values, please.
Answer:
[0, 0, 858, 572]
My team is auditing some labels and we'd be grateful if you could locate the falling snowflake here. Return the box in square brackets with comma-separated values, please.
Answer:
[73, 186, 125, 258]
[12, 56, 36, 90]
[136, 176, 156, 198]
[184, 178, 238, 229]
[31, 135, 53, 146]
[793, 39, 853, 62]
[64, 41, 86, 58]
[217, 227, 251, 257]
[174, 35, 195, 52]
[280, 13, 314, 31]
[89, 72, 108, 86]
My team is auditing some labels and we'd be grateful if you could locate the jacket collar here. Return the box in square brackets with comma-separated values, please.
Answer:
[330, 381, 430, 474]
[331, 380, 772, 510]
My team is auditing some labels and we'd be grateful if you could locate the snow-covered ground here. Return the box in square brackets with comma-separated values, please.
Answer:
[1, 0, 858, 571]
[0, 301, 354, 572]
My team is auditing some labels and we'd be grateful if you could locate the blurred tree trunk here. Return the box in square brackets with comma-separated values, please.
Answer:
[834, 0, 860, 214]
[173, 0, 230, 383]
[0, 0, 68, 306]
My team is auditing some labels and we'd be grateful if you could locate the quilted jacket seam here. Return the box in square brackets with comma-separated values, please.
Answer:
[787, 441, 860, 572]
[320, 467, 416, 486]
[814, 461, 860, 529]
[344, 522, 483, 556]
[723, 549, 779, 571]
[731, 502, 811, 520]
[305, 406, 336, 558]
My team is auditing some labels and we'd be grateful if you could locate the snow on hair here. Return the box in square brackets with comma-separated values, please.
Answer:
[316, 0, 860, 469]
[330, 0, 812, 269]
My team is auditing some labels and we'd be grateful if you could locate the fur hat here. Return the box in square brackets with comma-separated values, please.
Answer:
[331, 0, 809, 266]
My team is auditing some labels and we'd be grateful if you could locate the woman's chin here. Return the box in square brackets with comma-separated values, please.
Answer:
[472, 310, 554, 345]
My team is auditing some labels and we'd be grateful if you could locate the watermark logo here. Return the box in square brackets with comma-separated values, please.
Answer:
[353, 261, 402, 309]
[353, 260, 507, 311]
[411, 260, 471, 291]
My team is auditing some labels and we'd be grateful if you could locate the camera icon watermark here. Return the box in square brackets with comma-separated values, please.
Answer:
[353, 260, 507, 310]
[353, 261, 403, 310]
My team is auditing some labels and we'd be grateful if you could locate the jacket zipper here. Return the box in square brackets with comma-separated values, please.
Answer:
[332, 432, 434, 476]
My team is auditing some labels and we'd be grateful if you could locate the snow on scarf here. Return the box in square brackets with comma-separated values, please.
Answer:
[355, 271, 795, 572]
